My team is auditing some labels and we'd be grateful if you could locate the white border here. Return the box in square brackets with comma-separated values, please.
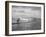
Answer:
[9, 3, 44, 34]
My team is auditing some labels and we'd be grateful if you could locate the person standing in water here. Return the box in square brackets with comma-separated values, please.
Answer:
[17, 18, 20, 24]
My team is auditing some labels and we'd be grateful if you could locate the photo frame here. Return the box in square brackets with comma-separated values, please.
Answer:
[5, 1, 45, 36]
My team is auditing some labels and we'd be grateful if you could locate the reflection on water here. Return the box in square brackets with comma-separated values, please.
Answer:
[12, 17, 41, 31]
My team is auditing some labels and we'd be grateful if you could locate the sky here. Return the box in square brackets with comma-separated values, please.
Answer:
[12, 6, 41, 18]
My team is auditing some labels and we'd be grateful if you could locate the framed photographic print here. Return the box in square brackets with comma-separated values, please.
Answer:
[5, 1, 45, 36]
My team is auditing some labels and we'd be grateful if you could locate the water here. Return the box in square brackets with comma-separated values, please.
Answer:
[12, 18, 41, 31]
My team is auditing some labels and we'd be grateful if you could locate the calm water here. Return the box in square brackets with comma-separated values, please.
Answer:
[12, 18, 41, 31]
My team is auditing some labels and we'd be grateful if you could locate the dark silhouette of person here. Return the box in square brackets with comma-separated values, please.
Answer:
[16, 18, 21, 30]
[17, 18, 20, 24]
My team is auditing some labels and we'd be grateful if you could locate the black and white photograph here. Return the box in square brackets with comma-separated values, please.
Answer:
[5, 1, 45, 36]
[12, 6, 41, 31]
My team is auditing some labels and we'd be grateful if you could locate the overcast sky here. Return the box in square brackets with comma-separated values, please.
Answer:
[12, 6, 41, 18]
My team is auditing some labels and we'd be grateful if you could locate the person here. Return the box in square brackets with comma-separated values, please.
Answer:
[16, 18, 21, 30]
[17, 18, 20, 24]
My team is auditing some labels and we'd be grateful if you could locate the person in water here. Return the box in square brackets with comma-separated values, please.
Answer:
[17, 18, 20, 24]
